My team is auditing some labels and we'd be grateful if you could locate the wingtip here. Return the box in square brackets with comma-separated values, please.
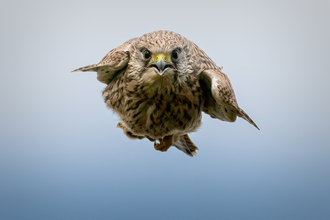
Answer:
[254, 123, 260, 131]
[239, 108, 260, 130]
[248, 117, 260, 131]
[71, 67, 85, 72]
[71, 64, 99, 73]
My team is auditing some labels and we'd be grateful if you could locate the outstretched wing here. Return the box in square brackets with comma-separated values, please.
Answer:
[199, 68, 259, 130]
[72, 38, 137, 84]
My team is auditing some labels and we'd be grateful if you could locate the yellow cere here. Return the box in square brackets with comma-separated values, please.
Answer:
[155, 54, 168, 62]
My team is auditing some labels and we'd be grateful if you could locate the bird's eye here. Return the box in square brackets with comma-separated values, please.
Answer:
[172, 49, 179, 60]
[143, 49, 151, 60]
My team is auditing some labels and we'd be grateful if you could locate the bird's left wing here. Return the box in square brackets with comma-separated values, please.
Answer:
[72, 38, 137, 84]
[199, 68, 259, 130]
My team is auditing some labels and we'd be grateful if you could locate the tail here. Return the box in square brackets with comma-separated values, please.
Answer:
[239, 108, 260, 130]
[173, 134, 199, 156]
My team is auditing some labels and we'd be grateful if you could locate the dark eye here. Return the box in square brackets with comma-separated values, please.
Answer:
[172, 49, 179, 60]
[143, 49, 151, 60]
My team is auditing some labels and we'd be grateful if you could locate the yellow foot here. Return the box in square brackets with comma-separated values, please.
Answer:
[154, 135, 173, 152]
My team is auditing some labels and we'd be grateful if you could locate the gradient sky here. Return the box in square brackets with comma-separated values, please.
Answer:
[1, 0, 329, 219]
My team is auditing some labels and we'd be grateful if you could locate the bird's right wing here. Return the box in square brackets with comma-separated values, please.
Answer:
[72, 38, 137, 84]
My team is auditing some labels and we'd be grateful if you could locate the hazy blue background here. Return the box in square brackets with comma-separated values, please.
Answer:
[1, 0, 329, 219]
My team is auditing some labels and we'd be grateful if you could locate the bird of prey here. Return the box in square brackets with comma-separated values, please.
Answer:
[72, 30, 259, 156]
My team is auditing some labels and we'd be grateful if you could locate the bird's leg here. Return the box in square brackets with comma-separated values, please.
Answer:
[117, 122, 144, 140]
[146, 136, 156, 142]
[154, 135, 173, 152]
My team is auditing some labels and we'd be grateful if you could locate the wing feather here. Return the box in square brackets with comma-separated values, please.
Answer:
[199, 68, 259, 130]
[72, 38, 137, 84]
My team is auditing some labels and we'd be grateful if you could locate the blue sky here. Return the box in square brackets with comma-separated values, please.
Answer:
[1, 0, 329, 219]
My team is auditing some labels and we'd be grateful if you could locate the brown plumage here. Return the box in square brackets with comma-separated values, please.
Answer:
[72, 30, 259, 156]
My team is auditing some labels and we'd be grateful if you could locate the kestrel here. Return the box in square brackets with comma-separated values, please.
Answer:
[72, 30, 259, 156]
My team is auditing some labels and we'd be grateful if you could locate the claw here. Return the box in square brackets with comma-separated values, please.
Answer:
[154, 135, 173, 152]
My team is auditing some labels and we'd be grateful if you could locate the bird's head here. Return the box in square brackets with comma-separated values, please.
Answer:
[140, 47, 182, 76]
[128, 31, 194, 82]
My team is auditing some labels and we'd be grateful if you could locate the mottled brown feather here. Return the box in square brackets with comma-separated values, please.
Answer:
[72, 30, 259, 156]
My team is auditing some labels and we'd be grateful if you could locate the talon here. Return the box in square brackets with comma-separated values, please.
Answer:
[117, 122, 124, 128]
[154, 135, 173, 152]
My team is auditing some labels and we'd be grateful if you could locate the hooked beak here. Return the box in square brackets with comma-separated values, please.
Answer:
[150, 54, 172, 75]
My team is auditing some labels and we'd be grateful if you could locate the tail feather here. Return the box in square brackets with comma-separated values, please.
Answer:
[173, 134, 199, 156]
